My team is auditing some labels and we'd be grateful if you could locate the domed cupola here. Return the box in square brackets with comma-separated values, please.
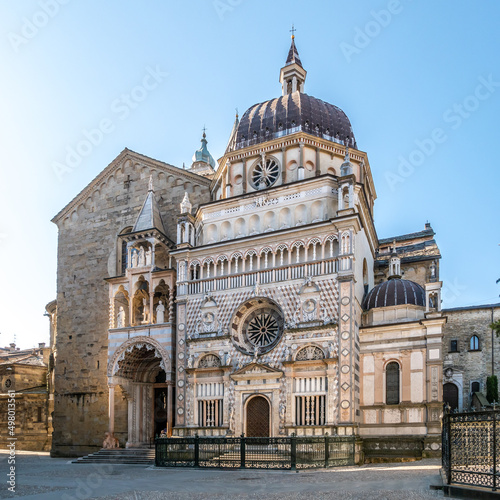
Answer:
[363, 279, 426, 311]
[363, 246, 425, 311]
[225, 34, 357, 154]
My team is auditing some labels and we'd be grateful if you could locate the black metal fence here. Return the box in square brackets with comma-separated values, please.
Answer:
[442, 407, 500, 491]
[156, 434, 356, 469]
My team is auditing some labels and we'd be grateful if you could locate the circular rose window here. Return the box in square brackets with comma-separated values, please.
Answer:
[251, 159, 280, 190]
[231, 299, 284, 356]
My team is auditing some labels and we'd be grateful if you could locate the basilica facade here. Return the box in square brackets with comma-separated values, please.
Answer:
[49, 38, 445, 458]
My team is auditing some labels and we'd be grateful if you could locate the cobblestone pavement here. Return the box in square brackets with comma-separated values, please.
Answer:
[0, 451, 445, 499]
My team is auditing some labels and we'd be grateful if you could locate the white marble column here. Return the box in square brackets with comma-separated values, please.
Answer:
[108, 384, 115, 434]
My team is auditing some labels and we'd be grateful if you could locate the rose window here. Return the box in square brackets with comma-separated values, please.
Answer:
[247, 313, 280, 347]
[230, 299, 284, 356]
[251, 159, 279, 189]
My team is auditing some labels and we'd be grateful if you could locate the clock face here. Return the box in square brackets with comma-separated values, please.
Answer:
[5, 379, 12, 388]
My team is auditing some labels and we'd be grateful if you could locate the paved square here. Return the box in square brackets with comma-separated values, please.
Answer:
[0, 451, 445, 499]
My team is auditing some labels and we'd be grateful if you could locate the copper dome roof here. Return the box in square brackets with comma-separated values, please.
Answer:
[226, 91, 356, 153]
[363, 279, 426, 311]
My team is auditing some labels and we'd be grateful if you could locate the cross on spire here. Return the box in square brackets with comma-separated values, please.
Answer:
[290, 24, 296, 39]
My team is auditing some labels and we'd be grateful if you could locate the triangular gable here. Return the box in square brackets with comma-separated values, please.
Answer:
[52, 148, 211, 224]
[231, 362, 283, 377]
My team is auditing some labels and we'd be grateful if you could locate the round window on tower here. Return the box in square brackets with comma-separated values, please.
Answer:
[250, 158, 280, 190]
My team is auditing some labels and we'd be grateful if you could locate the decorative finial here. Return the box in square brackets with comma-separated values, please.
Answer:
[202, 125, 206, 139]
[148, 175, 153, 192]
[290, 24, 296, 39]
[235, 107, 239, 119]
[180, 191, 192, 214]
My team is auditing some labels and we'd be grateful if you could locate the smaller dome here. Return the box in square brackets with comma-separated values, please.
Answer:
[363, 279, 425, 311]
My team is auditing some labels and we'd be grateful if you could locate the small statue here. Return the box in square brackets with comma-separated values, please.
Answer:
[142, 298, 149, 323]
[145, 247, 152, 266]
[131, 250, 138, 268]
[279, 402, 286, 420]
[116, 306, 125, 328]
[187, 355, 194, 369]
[103, 431, 119, 449]
[253, 345, 260, 362]
[328, 342, 337, 358]
[225, 353, 232, 366]
[156, 300, 165, 324]
[138, 247, 146, 267]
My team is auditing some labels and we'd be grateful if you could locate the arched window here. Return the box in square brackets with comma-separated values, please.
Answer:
[471, 381, 480, 393]
[386, 362, 400, 405]
[470, 335, 480, 351]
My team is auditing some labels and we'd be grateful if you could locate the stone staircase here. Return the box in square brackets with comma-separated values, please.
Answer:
[72, 447, 155, 465]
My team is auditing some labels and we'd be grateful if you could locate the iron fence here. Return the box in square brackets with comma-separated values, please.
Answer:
[156, 434, 355, 469]
[442, 406, 500, 491]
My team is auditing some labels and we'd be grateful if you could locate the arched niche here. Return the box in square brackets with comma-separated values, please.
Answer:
[249, 214, 260, 235]
[278, 207, 291, 230]
[153, 280, 169, 324]
[221, 221, 232, 241]
[311, 200, 324, 223]
[114, 286, 130, 328]
[294, 204, 307, 226]
[234, 217, 246, 238]
[263, 211, 276, 232]
[132, 276, 150, 325]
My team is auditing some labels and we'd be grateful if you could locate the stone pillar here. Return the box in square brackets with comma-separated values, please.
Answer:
[108, 384, 115, 434]
[168, 287, 174, 322]
[338, 187, 344, 211]
[167, 384, 173, 436]
[315, 147, 321, 177]
[282, 146, 287, 184]
[242, 159, 247, 194]
[298, 142, 304, 179]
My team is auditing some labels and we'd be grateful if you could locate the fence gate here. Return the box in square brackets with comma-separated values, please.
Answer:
[442, 407, 499, 491]
[156, 435, 356, 470]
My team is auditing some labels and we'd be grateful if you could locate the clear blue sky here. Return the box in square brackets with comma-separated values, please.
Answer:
[1, 0, 499, 348]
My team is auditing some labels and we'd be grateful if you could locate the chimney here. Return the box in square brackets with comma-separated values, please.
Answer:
[38, 343, 46, 349]
[9, 343, 15, 352]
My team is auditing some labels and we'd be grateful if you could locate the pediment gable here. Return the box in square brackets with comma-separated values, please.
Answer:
[52, 148, 211, 224]
[231, 362, 283, 379]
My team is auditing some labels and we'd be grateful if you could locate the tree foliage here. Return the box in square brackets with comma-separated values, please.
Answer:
[487, 375, 499, 404]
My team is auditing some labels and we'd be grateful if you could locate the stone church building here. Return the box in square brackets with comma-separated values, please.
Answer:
[49, 38, 446, 458]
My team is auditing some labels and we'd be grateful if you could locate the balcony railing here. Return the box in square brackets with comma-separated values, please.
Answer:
[179, 257, 340, 296]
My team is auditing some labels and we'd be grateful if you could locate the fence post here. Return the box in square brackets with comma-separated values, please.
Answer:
[494, 405, 497, 492]
[240, 434, 246, 469]
[324, 433, 329, 468]
[291, 433, 297, 470]
[446, 411, 452, 485]
[194, 434, 199, 467]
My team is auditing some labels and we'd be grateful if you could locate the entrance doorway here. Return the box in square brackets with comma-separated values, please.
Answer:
[443, 382, 459, 411]
[246, 396, 270, 437]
